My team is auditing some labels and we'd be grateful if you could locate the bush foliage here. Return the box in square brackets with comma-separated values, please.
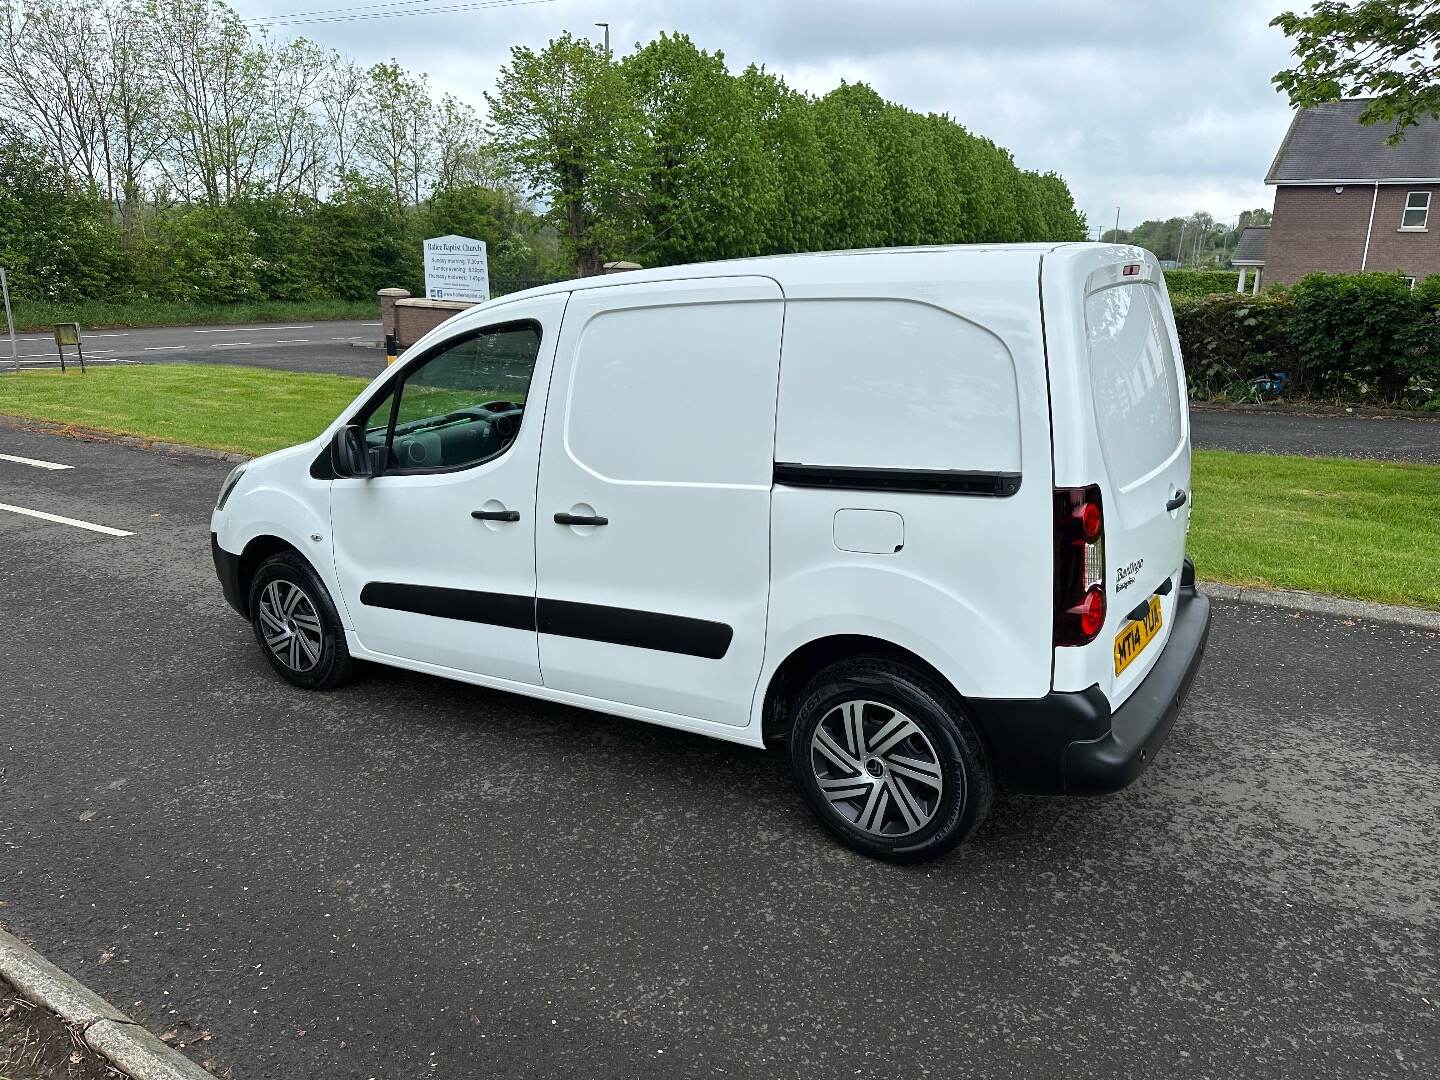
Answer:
[1163, 269, 1242, 297]
[1173, 271, 1440, 406]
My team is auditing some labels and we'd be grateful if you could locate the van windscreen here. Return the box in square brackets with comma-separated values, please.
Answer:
[1083, 284, 1183, 489]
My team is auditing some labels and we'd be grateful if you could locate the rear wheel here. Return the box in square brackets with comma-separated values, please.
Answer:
[787, 658, 992, 863]
[249, 552, 359, 690]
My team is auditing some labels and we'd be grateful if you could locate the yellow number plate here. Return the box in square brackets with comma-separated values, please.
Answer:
[1114, 594, 1163, 676]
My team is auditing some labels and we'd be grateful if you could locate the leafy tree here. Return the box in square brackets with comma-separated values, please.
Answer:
[486, 33, 646, 276]
[1273, 0, 1440, 139]
[621, 33, 778, 264]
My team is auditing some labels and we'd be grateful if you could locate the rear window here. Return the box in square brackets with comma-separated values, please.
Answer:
[1083, 284, 1183, 488]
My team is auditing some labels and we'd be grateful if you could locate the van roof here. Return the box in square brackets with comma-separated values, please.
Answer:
[484, 242, 1129, 308]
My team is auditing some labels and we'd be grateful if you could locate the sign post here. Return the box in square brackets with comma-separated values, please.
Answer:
[1, 268, 17, 373]
[53, 322, 84, 374]
[422, 235, 490, 303]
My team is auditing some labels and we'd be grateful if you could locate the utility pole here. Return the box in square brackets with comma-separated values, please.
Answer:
[1176, 221, 1187, 267]
[1, 268, 16, 373]
[1113, 206, 1121, 244]
[595, 21, 610, 54]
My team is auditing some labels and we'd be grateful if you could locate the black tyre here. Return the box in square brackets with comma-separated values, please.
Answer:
[248, 551, 359, 691]
[787, 657, 993, 863]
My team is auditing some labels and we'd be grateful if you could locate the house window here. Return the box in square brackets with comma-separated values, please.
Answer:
[1401, 191, 1430, 230]
[1405, 276, 1417, 289]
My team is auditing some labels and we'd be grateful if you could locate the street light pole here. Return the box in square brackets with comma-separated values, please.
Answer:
[595, 21, 610, 54]
[1114, 206, 1121, 244]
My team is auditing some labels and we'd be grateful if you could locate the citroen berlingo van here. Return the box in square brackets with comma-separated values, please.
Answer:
[212, 244, 1211, 862]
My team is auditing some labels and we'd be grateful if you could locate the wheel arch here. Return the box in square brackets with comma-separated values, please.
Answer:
[760, 634, 965, 745]
[236, 534, 316, 618]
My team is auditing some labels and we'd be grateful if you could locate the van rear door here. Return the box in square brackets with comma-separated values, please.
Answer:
[1042, 249, 1192, 708]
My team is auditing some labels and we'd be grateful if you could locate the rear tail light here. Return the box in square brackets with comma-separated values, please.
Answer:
[1055, 485, 1106, 646]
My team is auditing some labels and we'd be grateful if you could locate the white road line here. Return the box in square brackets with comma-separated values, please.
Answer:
[273, 339, 309, 344]
[0, 502, 132, 536]
[210, 342, 252, 348]
[0, 453, 73, 470]
[361, 322, 381, 326]
[144, 345, 185, 351]
[191, 325, 313, 333]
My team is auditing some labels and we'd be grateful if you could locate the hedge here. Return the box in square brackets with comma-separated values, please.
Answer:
[1170, 271, 1440, 407]
[1162, 269, 1240, 297]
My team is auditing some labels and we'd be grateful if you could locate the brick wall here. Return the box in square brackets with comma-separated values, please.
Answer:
[1364, 184, 1440, 280]
[1268, 183, 1440, 284]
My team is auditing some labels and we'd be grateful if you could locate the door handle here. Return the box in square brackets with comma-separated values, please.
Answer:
[472, 509, 520, 522]
[1165, 489, 1188, 512]
[554, 512, 608, 527]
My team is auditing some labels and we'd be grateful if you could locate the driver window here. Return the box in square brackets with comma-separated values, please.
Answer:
[369, 323, 541, 472]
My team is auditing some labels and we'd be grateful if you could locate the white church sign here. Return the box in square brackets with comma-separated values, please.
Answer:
[422, 235, 489, 302]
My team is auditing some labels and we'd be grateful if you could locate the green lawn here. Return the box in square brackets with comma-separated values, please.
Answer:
[0, 365, 369, 455]
[6, 297, 375, 333]
[1, 365, 1436, 608]
[1188, 450, 1440, 608]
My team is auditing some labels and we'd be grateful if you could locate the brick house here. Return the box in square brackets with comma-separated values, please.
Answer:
[1265, 99, 1440, 285]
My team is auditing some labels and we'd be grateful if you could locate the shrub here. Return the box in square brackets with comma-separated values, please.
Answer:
[1286, 272, 1435, 403]
[1163, 269, 1240, 297]
[1171, 292, 1292, 396]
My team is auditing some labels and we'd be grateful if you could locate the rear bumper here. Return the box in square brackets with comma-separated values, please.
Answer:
[212, 533, 247, 617]
[969, 560, 1212, 795]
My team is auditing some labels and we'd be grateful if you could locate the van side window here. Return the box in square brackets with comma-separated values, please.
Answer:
[363, 323, 540, 473]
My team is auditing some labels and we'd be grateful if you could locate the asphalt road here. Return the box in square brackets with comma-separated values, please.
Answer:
[1, 424, 1438, 1080]
[5, 320, 387, 377]
[1191, 408, 1440, 463]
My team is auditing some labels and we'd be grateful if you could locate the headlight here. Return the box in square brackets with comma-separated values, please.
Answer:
[215, 464, 247, 511]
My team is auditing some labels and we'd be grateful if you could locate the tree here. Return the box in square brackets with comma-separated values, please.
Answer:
[1273, 0, 1440, 139]
[356, 61, 434, 209]
[621, 33, 778, 264]
[486, 33, 646, 276]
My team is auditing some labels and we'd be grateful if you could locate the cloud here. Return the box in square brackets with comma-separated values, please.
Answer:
[239, 0, 1301, 229]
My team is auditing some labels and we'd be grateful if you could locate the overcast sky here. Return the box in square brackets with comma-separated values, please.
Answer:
[234, 0, 1305, 232]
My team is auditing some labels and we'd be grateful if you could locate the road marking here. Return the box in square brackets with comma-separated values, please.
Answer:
[362, 322, 381, 326]
[0, 453, 73, 470]
[191, 325, 313, 333]
[210, 342, 252, 348]
[144, 345, 184, 351]
[274, 339, 309, 344]
[0, 502, 132, 536]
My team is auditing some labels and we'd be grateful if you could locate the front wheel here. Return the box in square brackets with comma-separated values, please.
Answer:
[249, 551, 359, 690]
[787, 658, 993, 863]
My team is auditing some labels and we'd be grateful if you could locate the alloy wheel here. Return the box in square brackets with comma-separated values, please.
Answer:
[257, 579, 324, 673]
[809, 699, 948, 836]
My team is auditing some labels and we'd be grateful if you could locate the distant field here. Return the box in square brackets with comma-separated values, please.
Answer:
[8, 298, 374, 333]
[1, 365, 1436, 608]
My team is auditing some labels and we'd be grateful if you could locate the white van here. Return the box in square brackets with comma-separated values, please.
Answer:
[212, 244, 1211, 862]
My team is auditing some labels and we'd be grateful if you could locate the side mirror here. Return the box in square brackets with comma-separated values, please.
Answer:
[331, 424, 377, 478]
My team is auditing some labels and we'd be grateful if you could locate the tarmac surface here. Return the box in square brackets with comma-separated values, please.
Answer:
[4, 320, 385, 377]
[1191, 407, 1439, 463]
[1, 424, 1438, 1079]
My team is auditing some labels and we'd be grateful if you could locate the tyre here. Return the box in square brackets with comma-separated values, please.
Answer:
[787, 658, 993, 863]
[248, 551, 359, 691]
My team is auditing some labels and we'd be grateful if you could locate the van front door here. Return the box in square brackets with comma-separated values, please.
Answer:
[329, 294, 568, 685]
[533, 277, 784, 727]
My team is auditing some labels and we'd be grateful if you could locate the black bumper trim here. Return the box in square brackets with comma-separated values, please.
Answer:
[969, 559, 1212, 795]
[212, 533, 247, 617]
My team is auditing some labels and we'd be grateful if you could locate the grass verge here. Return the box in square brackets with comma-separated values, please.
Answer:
[0, 365, 368, 456]
[7, 297, 375, 332]
[1188, 450, 1440, 609]
[0, 366, 1436, 608]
